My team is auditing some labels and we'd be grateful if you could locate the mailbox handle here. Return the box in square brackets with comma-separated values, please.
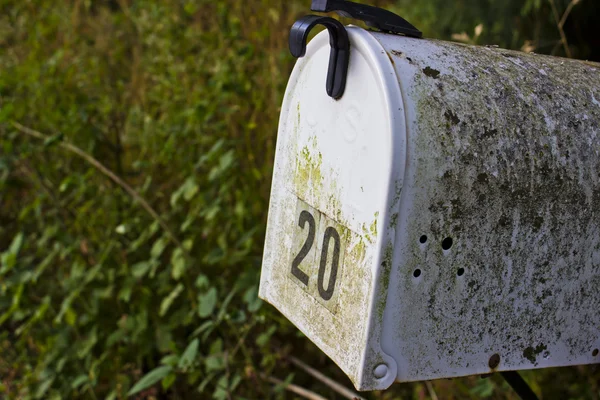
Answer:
[311, 0, 422, 38]
[289, 15, 350, 100]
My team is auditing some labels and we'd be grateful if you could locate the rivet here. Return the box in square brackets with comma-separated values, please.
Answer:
[373, 364, 388, 379]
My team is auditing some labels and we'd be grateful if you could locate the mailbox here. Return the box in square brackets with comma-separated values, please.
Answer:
[259, 2, 600, 391]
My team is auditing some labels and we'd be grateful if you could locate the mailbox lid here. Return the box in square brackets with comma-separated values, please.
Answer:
[259, 27, 406, 390]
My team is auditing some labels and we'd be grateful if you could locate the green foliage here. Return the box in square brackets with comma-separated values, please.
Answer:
[0, 0, 598, 399]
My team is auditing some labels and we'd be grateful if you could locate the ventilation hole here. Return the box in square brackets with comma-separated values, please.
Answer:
[457, 268, 465, 276]
[419, 235, 428, 244]
[442, 237, 453, 250]
[593, 349, 599, 357]
[413, 269, 422, 278]
[488, 353, 501, 369]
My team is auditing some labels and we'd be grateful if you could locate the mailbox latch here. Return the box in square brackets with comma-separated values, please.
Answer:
[289, 0, 422, 100]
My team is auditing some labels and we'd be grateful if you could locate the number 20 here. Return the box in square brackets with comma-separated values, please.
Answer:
[291, 210, 341, 301]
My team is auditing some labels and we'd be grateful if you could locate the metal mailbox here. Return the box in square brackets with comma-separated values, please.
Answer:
[259, 10, 600, 391]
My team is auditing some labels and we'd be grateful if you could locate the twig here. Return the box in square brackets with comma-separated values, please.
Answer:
[548, 0, 577, 58]
[288, 356, 365, 400]
[261, 374, 328, 400]
[559, 0, 580, 29]
[425, 381, 439, 400]
[10, 121, 187, 256]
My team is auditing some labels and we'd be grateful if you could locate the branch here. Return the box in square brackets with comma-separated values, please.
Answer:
[548, 0, 578, 58]
[261, 374, 328, 400]
[559, 0, 580, 29]
[288, 356, 365, 400]
[10, 121, 188, 256]
[425, 381, 439, 400]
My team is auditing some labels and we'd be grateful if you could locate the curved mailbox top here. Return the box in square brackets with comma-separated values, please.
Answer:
[260, 26, 600, 391]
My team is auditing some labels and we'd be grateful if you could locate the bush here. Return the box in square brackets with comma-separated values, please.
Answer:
[0, 0, 598, 399]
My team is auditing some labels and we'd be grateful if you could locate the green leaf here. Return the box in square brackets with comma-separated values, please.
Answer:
[127, 366, 172, 396]
[131, 261, 153, 279]
[160, 354, 180, 367]
[170, 248, 186, 280]
[470, 377, 495, 398]
[195, 274, 210, 289]
[160, 284, 184, 317]
[216, 287, 237, 321]
[178, 338, 199, 370]
[43, 132, 64, 147]
[213, 375, 229, 400]
[71, 374, 89, 389]
[35, 378, 55, 399]
[162, 373, 177, 390]
[273, 373, 295, 394]
[243, 286, 262, 313]
[191, 320, 214, 338]
[183, 178, 199, 201]
[151, 237, 168, 259]
[256, 326, 276, 347]
[205, 354, 225, 372]
[0, 232, 24, 273]
[9, 232, 24, 254]
[198, 287, 218, 318]
[198, 373, 216, 393]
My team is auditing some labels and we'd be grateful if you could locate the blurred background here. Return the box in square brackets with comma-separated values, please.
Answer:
[0, 0, 599, 399]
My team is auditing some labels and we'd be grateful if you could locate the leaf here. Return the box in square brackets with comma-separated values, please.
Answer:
[151, 237, 168, 259]
[273, 373, 295, 394]
[205, 354, 225, 372]
[195, 274, 209, 289]
[131, 261, 153, 279]
[198, 287, 217, 318]
[198, 373, 216, 393]
[77, 327, 97, 359]
[160, 354, 180, 367]
[256, 326, 276, 347]
[183, 178, 199, 201]
[216, 287, 237, 321]
[71, 374, 89, 389]
[470, 377, 495, 398]
[127, 366, 172, 396]
[160, 284, 184, 317]
[191, 320, 214, 338]
[213, 375, 229, 400]
[35, 378, 55, 399]
[170, 248, 186, 280]
[0, 232, 24, 273]
[178, 338, 199, 370]
[243, 286, 262, 313]
[170, 177, 199, 207]
[9, 232, 24, 254]
[162, 373, 176, 390]
[43, 132, 64, 147]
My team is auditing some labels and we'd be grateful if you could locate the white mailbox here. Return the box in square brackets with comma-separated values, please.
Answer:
[259, 3, 600, 391]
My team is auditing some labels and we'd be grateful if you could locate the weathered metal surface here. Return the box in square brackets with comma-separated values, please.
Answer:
[376, 32, 600, 383]
[260, 26, 600, 391]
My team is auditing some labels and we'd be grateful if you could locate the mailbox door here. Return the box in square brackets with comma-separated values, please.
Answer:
[259, 27, 406, 390]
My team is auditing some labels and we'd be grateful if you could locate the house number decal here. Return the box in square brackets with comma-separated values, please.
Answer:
[290, 199, 346, 311]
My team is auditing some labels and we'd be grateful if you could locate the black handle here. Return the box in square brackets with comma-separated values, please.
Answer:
[311, 0, 422, 38]
[290, 15, 350, 100]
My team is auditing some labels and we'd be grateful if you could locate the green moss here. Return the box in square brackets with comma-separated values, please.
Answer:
[523, 344, 547, 364]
